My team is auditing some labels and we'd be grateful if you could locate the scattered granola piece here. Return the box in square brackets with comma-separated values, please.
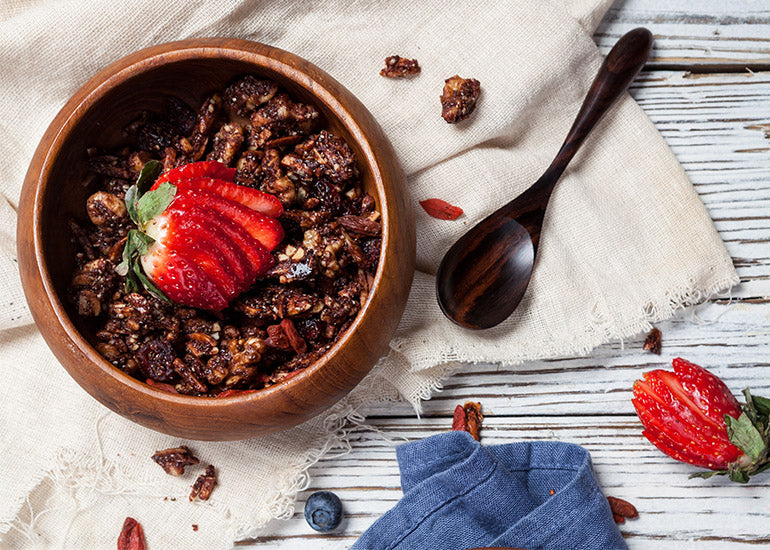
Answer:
[379, 55, 421, 78]
[451, 402, 483, 441]
[440, 75, 481, 123]
[190, 465, 217, 501]
[607, 496, 638, 523]
[151, 446, 200, 476]
[117, 517, 146, 550]
[419, 198, 463, 220]
[643, 327, 662, 354]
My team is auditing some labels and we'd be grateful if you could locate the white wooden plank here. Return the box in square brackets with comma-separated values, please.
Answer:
[596, 0, 770, 67]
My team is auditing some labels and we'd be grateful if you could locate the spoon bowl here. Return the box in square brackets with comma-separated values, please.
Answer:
[436, 28, 653, 330]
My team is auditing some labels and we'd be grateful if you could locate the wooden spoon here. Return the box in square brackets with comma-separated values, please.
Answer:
[436, 28, 653, 329]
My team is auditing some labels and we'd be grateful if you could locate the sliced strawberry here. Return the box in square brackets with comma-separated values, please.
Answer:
[151, 161, 237, 189]
[673, 357, 742, 424]
[171, 176, 283, 217]
[166, 193, 275, 276]
[163, 200, 255, 285]
[162, 218, 241, 298]
[179, 189, 284, 250]
[141, 242, 227, 311]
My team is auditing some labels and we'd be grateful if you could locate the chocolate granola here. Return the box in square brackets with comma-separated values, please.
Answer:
[70, 76, 381, 396]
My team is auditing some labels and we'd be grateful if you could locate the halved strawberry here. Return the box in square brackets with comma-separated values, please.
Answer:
[169, 176, 283, 218]
[180, 189, 284, 250]
[141, 242, 227, 311]
[632, 358, 770, 482]
[151, 161, 237, 189]
[166, 193, 275, 276]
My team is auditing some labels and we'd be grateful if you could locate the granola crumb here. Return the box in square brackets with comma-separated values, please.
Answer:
[151, 446, 200, 476]
[190, 465, 217, 502]
[192, 524, 199, 532]
[379, 55, 421, 78]
[643, 327, 662, 355]
[440, 75, 481, 123]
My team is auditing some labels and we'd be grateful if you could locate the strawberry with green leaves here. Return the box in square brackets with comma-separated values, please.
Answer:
[632, 358, 770, 483]
[117, 160, 284, 311]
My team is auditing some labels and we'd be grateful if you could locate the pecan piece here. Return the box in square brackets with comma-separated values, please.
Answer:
[380, 55, 421, 78]
[117, 517, 146, 550]
[86, 191, 126, 226]
[190, 465, 217, 501]
[189, 94, 222, 160]
[224, 75, 279, 117]
[249, 93, 320, 149]
[151, 446, 200, 476]
[451, 402, 483, 441]
[173, 357, 208, 393]
[643, 327, 662, 355]
[281, 130, 358, 186]
[607, 496, 638, 523]
[440, 75, 481, 123]
[206, 122, 245, 165]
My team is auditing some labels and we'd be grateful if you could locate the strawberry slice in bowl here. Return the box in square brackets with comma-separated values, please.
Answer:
[151, 160, 237, 188]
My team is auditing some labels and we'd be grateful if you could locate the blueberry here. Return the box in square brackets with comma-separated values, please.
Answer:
[304, 491, 343, 532]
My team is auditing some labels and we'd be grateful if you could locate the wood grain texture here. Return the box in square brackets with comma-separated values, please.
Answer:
[246, 0, 770, 547]
[16, 38, 415, 440]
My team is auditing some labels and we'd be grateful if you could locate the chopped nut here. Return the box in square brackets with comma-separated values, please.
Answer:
[207, 123, 245, 165]
[151, 446, 200, 476]
[379, 55, 421, 78]
[224, 75, 279, 117]
[440, 75, 481, 123]
[190, 465, 217, 501]
[281, 130, 358, 186]
[643, 327, 662, 355]
[86, 191, 127, 226]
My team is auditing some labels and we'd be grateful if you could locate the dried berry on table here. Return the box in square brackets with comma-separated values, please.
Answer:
[440, 75, 481, 123]
[452, 402, 483, 441]
[151, 446, 200, 476]
[607, 496, 638, 524]
[379, 55, 421, 78]
[304, 490, 343, 532]
[190, 465, 217, 501]
[117, 517, 146, 550]
[642, 327, 662, 354]
[419, 198, 463, 220]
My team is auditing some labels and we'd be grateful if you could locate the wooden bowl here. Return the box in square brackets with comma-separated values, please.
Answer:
[17, 38, 415, 440]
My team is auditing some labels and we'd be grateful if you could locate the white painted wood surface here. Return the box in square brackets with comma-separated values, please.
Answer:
[244, 0, 770, 547]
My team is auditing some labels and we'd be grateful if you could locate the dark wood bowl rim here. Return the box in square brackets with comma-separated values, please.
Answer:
[28, 38, 395, 410]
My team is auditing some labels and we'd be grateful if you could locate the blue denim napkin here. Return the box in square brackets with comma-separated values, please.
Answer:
[353, 431, 627, 550]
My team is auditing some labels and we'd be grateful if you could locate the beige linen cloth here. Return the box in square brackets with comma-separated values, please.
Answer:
[0, 0, 738, 548]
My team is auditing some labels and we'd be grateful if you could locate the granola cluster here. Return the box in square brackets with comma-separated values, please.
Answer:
[70, 75, 381, 396]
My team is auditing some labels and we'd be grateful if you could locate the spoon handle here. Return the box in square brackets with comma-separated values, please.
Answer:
[537, 28, 654, 193]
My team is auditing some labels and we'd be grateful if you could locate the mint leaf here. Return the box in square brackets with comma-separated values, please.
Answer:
[725, 412, 766, 462]
[136, 159, 163, 195]
[136, 182, 176, 228]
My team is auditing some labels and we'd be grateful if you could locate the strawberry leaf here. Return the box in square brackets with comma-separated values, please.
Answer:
[132, 260, 169, 302]
[124, 185, 139, 225]
[725, 412, 766, 462]
[689, 470, 726, 480]
[136, 159, 163, 195]
[751, 394, 770, 417]
[136, 182, 176, 229]
[728, 468, 750, 483]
